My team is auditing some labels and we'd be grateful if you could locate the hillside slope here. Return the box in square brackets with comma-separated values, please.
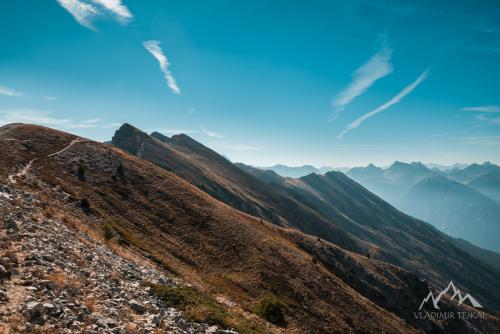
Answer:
[112, 124, 367, 254]
[239, 164, 500, 313]
[3, 124, 500, 333]
[0, 123, 431, 333]
[113, 126, 500, 313]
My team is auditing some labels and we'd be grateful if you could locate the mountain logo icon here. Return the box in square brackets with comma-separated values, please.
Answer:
[419, 281, 483, 310]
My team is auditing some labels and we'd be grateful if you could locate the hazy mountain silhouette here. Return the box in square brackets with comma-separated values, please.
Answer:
[347, 161, 500, 253]
[445, 162, 500, 203]
[426, 163, 469, 171]
[258, 164, 335, 178]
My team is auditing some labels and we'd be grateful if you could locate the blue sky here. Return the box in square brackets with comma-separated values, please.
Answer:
[1, 0, 500, 167]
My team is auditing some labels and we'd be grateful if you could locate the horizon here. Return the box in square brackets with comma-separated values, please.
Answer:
[1, 1, 500, 167]
[4, 120, 492, 170]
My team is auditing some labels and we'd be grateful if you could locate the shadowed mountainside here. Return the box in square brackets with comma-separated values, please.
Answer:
[112, 124, 367, 255]
[110, 125, 500, 315]
[237, 164, 500, 313]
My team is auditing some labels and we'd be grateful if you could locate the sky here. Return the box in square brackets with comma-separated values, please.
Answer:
[1, 0, 500, 167]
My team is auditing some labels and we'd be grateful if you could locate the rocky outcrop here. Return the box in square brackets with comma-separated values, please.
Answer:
[0, 186, 236, 333]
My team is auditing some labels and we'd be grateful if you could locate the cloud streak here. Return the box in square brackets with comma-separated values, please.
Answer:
[201, 125, 224, 138]
[57, 0, 99, 30]
[460, 135, 500, 146]
[330, 44, 393, 122]
[92, 0, 132, 23]
[0, 109, 112, 130]
[226, 144, 259, 151]
[56, 0, 133, 30]
[159, 129, 199, 135]
[462, 105, 500, 113]
[143, 40, 181, 95]
[0, 86, 23, 97]
[0, 110, 70, 127]
[338, 69, 429, 139]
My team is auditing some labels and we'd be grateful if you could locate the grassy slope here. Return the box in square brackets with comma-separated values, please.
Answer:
[2, 124, 500, 333]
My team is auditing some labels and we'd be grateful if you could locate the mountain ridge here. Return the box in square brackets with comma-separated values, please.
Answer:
[5, 123, 491, 333]
[110, 125, 500, 315]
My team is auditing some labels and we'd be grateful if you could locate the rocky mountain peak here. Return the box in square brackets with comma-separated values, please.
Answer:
[150, 131, 171, 143]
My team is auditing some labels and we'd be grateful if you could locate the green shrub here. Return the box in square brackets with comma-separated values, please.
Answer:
[101, 223, 113, 240]
[142, 282, 264, 334]
[254, 295, 287, 327]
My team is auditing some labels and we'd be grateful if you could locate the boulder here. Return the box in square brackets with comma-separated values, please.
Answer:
[27, 301, 43, 318]
[0, 265, 11, 280]
[129, 299, 145, 314]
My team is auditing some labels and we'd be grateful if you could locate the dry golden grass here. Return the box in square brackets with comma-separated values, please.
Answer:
[46, 272, 83, 292]
[3, 123, 500, 333]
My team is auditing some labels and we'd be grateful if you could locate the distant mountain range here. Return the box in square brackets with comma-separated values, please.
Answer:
[347, 161, 500, 253]
[426, 163, 470, 171]
[257, 164, 338, 177]
[259, 162, 471, 178]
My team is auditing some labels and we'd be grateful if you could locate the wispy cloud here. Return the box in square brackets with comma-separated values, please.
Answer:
[156, 125, 224, 138]
[226, 144, 259, 151]
[462, 105, 500, 113]
[101, 122, 122, 128]
[92, 0, 132, 23]
[159, 129, 199, 135]
[474, 114, 500, 124]
[338, 69, 429, 139]
[330, 43, 393, 122]
[463, 105, 500, 124]
[143, 40, 181, 95]
[56, 0, 133, 30]
[44, 95, 57, 101]
[201, 125, 224, 138]
[0, 86, 23, 97]
[0, 109, 112, 130]
[81, 118, 101, 124]
[0, 110, 70, 126]
[56, 0, 99, 30]
[460, 135, 500, 146]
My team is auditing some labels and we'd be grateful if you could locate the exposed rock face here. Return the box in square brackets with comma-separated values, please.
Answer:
[0, 187, 235, 333]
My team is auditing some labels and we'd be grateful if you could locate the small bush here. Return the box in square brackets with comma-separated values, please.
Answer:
[80, 198, 90, 210]
[144, 283, 226, 324]
[116, 163, 125, 177]
[77, 164, 86, 181]
[254, 295, 287, 327]
[101, 223, 113, 240]
[142, 282, 264, 334]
